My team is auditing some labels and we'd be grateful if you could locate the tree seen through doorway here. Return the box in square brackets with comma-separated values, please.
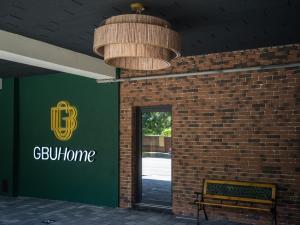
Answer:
[142, 112, 171, 137]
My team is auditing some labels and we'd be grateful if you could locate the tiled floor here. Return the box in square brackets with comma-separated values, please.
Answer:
[0, 196, 250, 225]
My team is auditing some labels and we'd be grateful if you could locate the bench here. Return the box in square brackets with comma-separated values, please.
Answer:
[194, 179, 277, 225]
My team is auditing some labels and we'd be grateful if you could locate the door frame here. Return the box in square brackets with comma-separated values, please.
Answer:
[135, 105, 172, 206]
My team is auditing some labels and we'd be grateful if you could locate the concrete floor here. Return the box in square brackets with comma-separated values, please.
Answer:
[142, 157, 171, 206]
[142, 179, 171, 206]
[0, 196, 251, 225]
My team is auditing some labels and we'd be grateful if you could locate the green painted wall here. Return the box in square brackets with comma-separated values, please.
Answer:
[0, 78, 14, 196]
[18, 73, 119, 207]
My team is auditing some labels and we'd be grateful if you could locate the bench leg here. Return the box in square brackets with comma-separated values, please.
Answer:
[273, 209, 277, 225]
[197, 204, 200, 225]
[203, 205, 208, 220]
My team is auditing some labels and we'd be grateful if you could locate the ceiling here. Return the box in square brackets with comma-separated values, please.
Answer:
[0, 0, 300, 77]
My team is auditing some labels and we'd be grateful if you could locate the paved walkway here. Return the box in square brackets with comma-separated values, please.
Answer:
[142, 157, 171, 206]
[0, 196, 249, 225]
[142, 157, 171, 181]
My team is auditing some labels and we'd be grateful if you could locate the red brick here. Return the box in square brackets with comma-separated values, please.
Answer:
[119, 44, 300, 225]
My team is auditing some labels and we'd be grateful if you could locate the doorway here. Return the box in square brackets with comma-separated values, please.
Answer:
[136, 106, 172, 208]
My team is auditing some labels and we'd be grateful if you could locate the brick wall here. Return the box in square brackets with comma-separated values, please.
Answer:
[119, 44, 300, 225]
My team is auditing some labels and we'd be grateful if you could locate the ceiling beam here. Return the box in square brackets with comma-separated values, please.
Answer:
[0, 30, 115, 80]
[96, 62, 300, 83]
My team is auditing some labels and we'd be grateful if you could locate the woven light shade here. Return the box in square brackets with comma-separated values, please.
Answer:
[93, 14, 181, 71]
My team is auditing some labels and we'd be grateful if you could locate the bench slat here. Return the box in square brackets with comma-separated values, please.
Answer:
[204, 194, 273, 204]
[199, 202, 271, 212]
[204, 179, 276, 189]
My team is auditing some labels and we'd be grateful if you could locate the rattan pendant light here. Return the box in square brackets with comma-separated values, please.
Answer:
[93, 3, 181, 71]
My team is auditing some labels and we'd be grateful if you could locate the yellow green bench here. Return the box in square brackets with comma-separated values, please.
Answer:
[194, 179, 277, 225]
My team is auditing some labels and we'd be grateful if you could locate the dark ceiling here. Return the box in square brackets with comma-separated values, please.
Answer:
[0, 0, 300, 77]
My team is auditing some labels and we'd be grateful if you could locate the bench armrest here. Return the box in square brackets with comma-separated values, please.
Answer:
[194, 191, 203, 204]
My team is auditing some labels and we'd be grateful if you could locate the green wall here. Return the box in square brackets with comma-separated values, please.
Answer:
[18, 73, 119, 207]
[0, 78, 15, 196]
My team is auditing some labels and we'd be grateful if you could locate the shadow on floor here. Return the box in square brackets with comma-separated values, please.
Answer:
[0, 196, 252, 225]
[142, 178, 171, 206]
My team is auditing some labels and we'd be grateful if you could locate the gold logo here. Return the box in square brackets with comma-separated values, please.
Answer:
[51, 101, 77, 141]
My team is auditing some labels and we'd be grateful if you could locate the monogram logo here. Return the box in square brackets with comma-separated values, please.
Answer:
[51, 101, 77, 141]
